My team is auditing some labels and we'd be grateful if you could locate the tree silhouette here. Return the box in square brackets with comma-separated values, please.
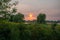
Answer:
[37, 13, 46, 24]
[12, 13, 24, 22]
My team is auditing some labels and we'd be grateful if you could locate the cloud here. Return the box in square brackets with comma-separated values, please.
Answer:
[15, 0, 60, 20]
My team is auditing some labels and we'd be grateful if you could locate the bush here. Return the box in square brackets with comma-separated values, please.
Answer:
[0, 21, 60, 40]
[0, 22, 11, 40]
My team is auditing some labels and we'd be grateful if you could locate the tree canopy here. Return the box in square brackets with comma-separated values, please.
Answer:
[37, 13, 46, 24]
[9, 13, 24, 22]
[0, 0, 11, 20]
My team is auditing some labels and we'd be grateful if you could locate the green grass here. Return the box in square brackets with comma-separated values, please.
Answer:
[0, 21, 60, 40]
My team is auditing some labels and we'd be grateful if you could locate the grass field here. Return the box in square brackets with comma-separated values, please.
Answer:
[0, 21, 60, 40]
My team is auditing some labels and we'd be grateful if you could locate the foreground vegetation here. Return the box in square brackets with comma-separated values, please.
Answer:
[0, 21, 60, 40]
[0, 0, 60, 40]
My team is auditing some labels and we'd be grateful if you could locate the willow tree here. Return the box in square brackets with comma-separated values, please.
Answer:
[0, 0, 18, 21]
[37, 13, 46, 24]
[0, 0, 11, 20]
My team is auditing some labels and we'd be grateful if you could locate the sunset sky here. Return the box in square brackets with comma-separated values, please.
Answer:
[11, 0, 60, 21]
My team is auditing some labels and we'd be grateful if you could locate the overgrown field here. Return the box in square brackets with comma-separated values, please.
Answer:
[0, 21, 60, 40]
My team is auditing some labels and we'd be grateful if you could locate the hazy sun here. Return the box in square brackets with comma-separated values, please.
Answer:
[29, 13, 33, 18]
[28, 13, 35, 21]
[24, 13, 36, 21]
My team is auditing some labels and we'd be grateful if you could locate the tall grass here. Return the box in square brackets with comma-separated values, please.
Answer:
[0, 21, 60, 40]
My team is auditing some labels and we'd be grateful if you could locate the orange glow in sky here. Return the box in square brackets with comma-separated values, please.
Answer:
[25, 13, 36, 21]
[29, 13, 33, 18]
[28, 13, 33, 20]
